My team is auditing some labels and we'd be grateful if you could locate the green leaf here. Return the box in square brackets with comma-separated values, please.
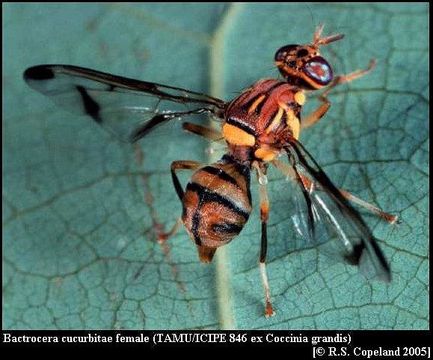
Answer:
[3, 3, 428, 329]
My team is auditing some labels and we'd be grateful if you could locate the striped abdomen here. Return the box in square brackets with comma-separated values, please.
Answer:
[182, 155, 252, 262]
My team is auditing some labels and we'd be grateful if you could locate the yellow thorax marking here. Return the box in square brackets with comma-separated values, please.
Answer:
[248, 94, 266, 114]
[294, 91, 306, 105]
[255, 147, 279, 162]
[222, 123, 255, 146]
[285, 108, 300, 139]
[265, 107, 284, 134]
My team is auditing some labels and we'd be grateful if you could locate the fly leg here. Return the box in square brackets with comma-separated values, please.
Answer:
[182, 122, 225, 157]
[156, 218, 182, 243]
[322, 59, 377, 99]
[337, 189, 398, 224]
[170, 160, 202, 201]
[140, 107, 217, 241]
[302, 59, 376, 129]
[149, 160, 203, 292]
[182, 122, 223, 141]
[300, 98, 331, 130]
[131, 108, 217, 142]
[272, 159, 397, 224]
[161, 160, 203, 241]
[253, 162, 275, 317]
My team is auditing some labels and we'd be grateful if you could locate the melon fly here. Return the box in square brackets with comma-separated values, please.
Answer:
[23, 25, 397, 317]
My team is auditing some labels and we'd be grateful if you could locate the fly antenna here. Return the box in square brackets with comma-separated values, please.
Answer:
[312, 24, 344, 47]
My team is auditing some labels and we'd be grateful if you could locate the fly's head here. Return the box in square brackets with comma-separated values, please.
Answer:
[274, 25, 343, 90]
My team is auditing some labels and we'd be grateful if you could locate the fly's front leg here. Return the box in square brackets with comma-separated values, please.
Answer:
[272, 159, 397, 224]
[301, 97, 331, 130]
[322, 59, 377, 99]
[302, 59, 376, 129]
[253, 161, 275, 317]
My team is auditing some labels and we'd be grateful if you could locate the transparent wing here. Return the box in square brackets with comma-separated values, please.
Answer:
[284, 139, 391, 282]
[23, 64, 226, 143]
[270, 163, 338, 257]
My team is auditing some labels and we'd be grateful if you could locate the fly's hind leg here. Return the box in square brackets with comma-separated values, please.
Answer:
[158, 160, 203, 242]
[338, 188, 398, 224]
[171, 160, 202, 201]
[272, 159, 398, 224]
[150, 160, 204, 292]
[302, 59, 376, 129]
[253, 162, 275, 317]
[156, 218, 182, 243]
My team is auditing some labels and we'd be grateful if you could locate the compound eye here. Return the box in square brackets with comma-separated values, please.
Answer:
[274, 44, 299, 62]
[303, 56, 333, 85]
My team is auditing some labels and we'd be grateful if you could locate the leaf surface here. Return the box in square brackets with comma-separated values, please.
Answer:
[3, 3, 428, 329]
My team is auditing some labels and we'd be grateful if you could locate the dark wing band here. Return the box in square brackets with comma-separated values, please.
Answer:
[285, 139, 391, 282]
[23, 64, 226, 142]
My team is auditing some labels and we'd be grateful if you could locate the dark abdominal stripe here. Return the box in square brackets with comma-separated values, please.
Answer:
[200, 166, 240, 187]
[212, 223, 243, 234]
[187, 183, 249, 220]
[187, 182, 249, 245]
[221, 154, 252, 203]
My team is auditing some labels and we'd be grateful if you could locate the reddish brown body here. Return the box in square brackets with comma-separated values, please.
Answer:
[179, 30, 342, 266]
[224, 79, 303, 164]
[181, 79, 306, 261]
[181, 155, 252, 262]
